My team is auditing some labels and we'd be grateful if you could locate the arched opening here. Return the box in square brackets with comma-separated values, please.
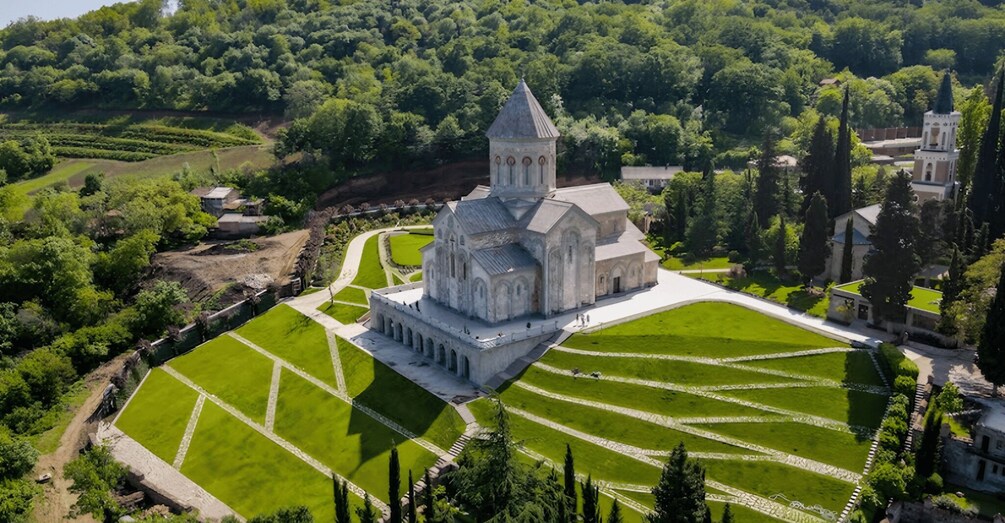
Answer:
[437, 345, 446, 366]
[506, 156, 516, 185]
[462, 356, 471, 380]
[925, 163, 933, 182]
[929, 125, 940, 148]
[493, 156, 501, 184]
[386, 318, 393, 337]
[425, 338, 434, 359]
[416, 333, 424, 352]
[449, 350, 458, 373]
[538, 156, 546, 185]
[394, 323, 403, 343]
[406, 327, 413, 348]
[522, 157, 532, 186]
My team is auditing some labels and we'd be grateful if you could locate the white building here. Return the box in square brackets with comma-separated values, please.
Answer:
[368, 81, 659, 384]
[620, 165, 683, 191]
[825, 204, 880, 282]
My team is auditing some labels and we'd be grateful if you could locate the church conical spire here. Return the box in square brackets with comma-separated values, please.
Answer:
[486, 80, 560, 140]
[933, 70, 955, 114]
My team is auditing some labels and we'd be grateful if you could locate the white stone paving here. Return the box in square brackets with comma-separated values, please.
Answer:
[265, 361, 281, 432]
[172, 394, 205, 470]
[325, 330, 348, 393]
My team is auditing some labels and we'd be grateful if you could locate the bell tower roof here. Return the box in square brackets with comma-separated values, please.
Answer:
[933, 70, 955, 114]
[486, 80, 560, 140]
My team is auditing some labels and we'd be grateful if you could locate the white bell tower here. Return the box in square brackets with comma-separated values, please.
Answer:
[912, 71, 960, 202]
[485, 80, 560, 200]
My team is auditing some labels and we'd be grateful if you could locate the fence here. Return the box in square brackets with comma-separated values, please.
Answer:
[855, 127, 922, 141]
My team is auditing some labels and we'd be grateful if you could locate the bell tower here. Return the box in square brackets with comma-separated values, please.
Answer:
[485, 80, 560, 200]
[912, 71, 960, 202]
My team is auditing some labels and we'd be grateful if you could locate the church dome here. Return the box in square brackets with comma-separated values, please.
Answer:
[485, 80, 561, 140]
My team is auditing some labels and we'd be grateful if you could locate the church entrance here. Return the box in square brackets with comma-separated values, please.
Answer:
[613, 276, 621, 294]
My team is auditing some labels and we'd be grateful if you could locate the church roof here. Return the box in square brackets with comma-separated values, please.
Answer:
[471, 244, 537, 275]
[445, 198, 516, 235]
[520, 199, 577, 234]
[855, 204, 881, 226]
[485, 80, 560, 140]
[550, 184, 630, 216]
[933, 71, 955, 114]
[832, 227, 871, 246]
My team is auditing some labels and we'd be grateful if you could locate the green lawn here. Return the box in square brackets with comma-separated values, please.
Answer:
[352, 235, 390, 289]
[563, 302, 841, 358]
[707, 500, 782, 523]
[694, 421, 873, 471]
[723, 386, 890, 429]
[662, 256, 732, 271]
[11, 160, 94, 195]
[703, 459, 854, 514]
[318, 301, 369, 324]
[333, 286, 368, 305]
[541, 350, 802, 387]
[739, 350, 886, 387]
[273, 369, 439, 503]
[169, 336, 273, 423]
[691, 272, 831, 318]
[389, 232, 433, 266]
[236, 304, 337, 388]
[518, 366, 768, 419]
[115, 369, 200, 462]
[409, 271, 423, 282]
[835, 280, 942, 313]
[337, 338, 464, 450]
[495, 384, 750, 455]
[181, 401, 351, 521]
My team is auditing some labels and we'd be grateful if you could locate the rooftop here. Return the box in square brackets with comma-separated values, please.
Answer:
[621, 166, 684, 180]
[485, 80, 560, 140]
[834, 280, 942, 314]
[550, 183, 630, 215]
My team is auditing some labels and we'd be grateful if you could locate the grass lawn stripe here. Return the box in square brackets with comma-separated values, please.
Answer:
[469, 399, 661, 487]
[722, 386, 889, 429]
[115, 368, 200, 462]
[352, 235, 390, 289]
[703, 459, 854, 515]
[169, 336, 272, 424]
[707, 499, 785, 523]
[235, 304, 338, 388]
[739, 350, 886, 387]
[389, 232, 433, 266]
[318, 301, 369, 324]
[333, 286, 368, 305]
[519, 365, 769, 419]
[540, 349, 803, 387]
[337, 337, 464, 450]
[691, 421, 874, 472]
[273, 369, 439, 503]
[180, 401, 359, 521]
[495, 384, 748, 455]
[563, 302, 841, 358]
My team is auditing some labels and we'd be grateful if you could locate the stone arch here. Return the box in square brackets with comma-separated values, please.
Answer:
[506, 156, 516, 185]
[538, 155, 546, 185]
[514, 276, 531, 317]
[628, 261, 642, 289]
[449, 349, 458, 373]
[611, 263, 626, 294]
[461, 356, 471, 380]
[929, 124, 940, 148]
[416, 333, 424, 352]
[925, 162, 933, 182]
[437, 344, 446, 366]
[493, 155, 501, 184]
[494, 280, 512, 321]
[386, 318, 394, 337]
[522, 157, 532, 186]
[406, 327, 413, 348]
[473, 278, 488, 320]
[394, 322, 403, 342]
[425, 338, 434, 359]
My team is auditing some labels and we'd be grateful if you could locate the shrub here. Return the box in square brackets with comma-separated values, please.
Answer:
[894, 375, 917, 398]
[935, 382, 964, 413]
[879, 430, 903, 452]
[867, 462, 910, 501]
[924, 473, 943, 494]
[932, 495, 977, 517]
[879, 343, 919, 381]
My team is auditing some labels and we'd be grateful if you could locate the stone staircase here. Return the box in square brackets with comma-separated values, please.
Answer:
[903, 381, 928, 453]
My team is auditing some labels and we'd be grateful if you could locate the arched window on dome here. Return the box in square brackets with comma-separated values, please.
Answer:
[539, 156, 546, 185]
[493, 156, 501, 184]
[506, 156, 516, 185]
[522, 157, 532, 186]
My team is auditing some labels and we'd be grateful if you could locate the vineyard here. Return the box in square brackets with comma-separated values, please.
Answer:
[0, 121, 261, 161]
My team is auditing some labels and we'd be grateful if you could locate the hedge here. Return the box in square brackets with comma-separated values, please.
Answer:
[878, 343, 920, 382]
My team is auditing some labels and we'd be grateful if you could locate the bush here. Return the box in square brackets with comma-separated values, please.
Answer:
[879, 430, 903, 452]
[924, 473, 943, 494]
[879, 343, 919, 380]
[867, 462, 910, 501]
[935, 382, 964, 413]
[932, 495, 977, 517]
[894, 375, 917, 398]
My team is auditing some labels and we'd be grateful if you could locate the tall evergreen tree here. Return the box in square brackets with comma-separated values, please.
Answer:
[781, 169, 795, 218]
[833, 87, 853, 217]
[975, 222, 992, 259]
[686, 166, 719, 257]
[647, 443, 707, 523]
[839, 217, 855, 283]
[424, 469, 435, 521]
[389, 444, 401, 522]
[755, 131, 781, 224]
[609, 499, 624, 523]
[957, 82, 992, 193]
[917, 200, 946, 266]
[861, 172, 922, 331]
[721, 503, 734, 523]
[939, 245, 965, 335]
[969, 68, 1004, 230]
[333, 476, 351, 523]
[563, 444, 577, 522]
[581, 475, 600, 523]
[798, 192, 830, 285]
[800, 115, 834, 215]
[773, 215, 788, 275]
[977, 260, 1005, 396]
[407, 470, 417, 523]
[356, 494, 378, 523]
[744, 211, 763, 270]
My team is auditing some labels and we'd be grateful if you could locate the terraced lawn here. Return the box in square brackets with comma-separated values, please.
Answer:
[236, 304, 337, 388]
[480, 301, 888, 521]
[352, 235, 390, 289]
[333, 286, 368, 305]
[388, 231, 433, 266]
[318, 301, 369, 324]
[169, 335, 273, 423]
[115, 368, 200, 462]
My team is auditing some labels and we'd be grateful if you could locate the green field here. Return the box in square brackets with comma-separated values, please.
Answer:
[662, 256, 732, 271]
[352, 235, 390, 289]
[114, 304, 464, 520]
[480, 301, 888, 520]
[388, 231, 433, 266]
[333, 286, 368, 305]
[835, 280, 942, 313]
[318, 301, 369, 324]
[691, 272, 832, 318]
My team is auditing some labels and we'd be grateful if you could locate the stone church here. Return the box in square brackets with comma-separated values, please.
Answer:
[421, 80, 659, 321]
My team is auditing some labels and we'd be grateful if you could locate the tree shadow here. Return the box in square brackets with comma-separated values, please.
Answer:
[845, 352, 889, 442]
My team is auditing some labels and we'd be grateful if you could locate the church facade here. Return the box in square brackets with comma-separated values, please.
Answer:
[367, 81, 659, 384]
[422, 80, 659, 321]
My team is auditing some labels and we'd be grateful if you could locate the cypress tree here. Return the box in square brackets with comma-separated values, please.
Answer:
[745, 211, 763, 270]
[975, 222, 992, 259]
[781, 169, 795, 218]
[755, 131, 781, 224]
[389, 445, 401, 522]
[939, 245, 965, 335]
[840, 217, 855, 283]
[407, 470, 416, 523]
[686, 166, 719, 257]
[333, 476, 351, 523]
[609, 499, 624, 523]
[833, 87, 853, 217]
[356, 494, 378, 523]
[423, 469, 435, 521]
[721, 503, 734, 523]
[800, 114, 834, 215]
[647, 443, 707, 523]
[773, 215, 788, 275]
[798, 192, 830, 285]
[977, 260, 1005, 396]
[969, 68, 1004, 229]
[861, 172, 922, 331]
[581, 475, 600, 523]
[915, 406, 944, 478]
[563, 444, 577, 521]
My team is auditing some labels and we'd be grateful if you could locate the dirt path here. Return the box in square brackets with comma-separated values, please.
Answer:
[31, 354, 131, 523]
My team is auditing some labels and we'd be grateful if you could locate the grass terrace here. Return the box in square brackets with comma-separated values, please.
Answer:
[689, 272, 831, 318]
[353, 235, 391, 289]
[477, 301, 889, 521]
[662, 256, 732, 271]
[388, 229, 434, 266]
[235, 304, 338, 388]
[318, 302, 369, 324]
[835, 280, 942, 313]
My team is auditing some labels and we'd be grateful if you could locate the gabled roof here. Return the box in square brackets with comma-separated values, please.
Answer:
[855, 204, 881, 226]
[550, 183, 630, 216]
[832, 227, 871, 246]
[471, 244, 537, 276]
[519, 199, 582, 234]
[485, 80, 560, 140]
[933, 71, 954, 114]
[443, 198, 516, 235]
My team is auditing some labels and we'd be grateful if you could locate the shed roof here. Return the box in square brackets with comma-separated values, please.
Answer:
[485, 80, 560, 140]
